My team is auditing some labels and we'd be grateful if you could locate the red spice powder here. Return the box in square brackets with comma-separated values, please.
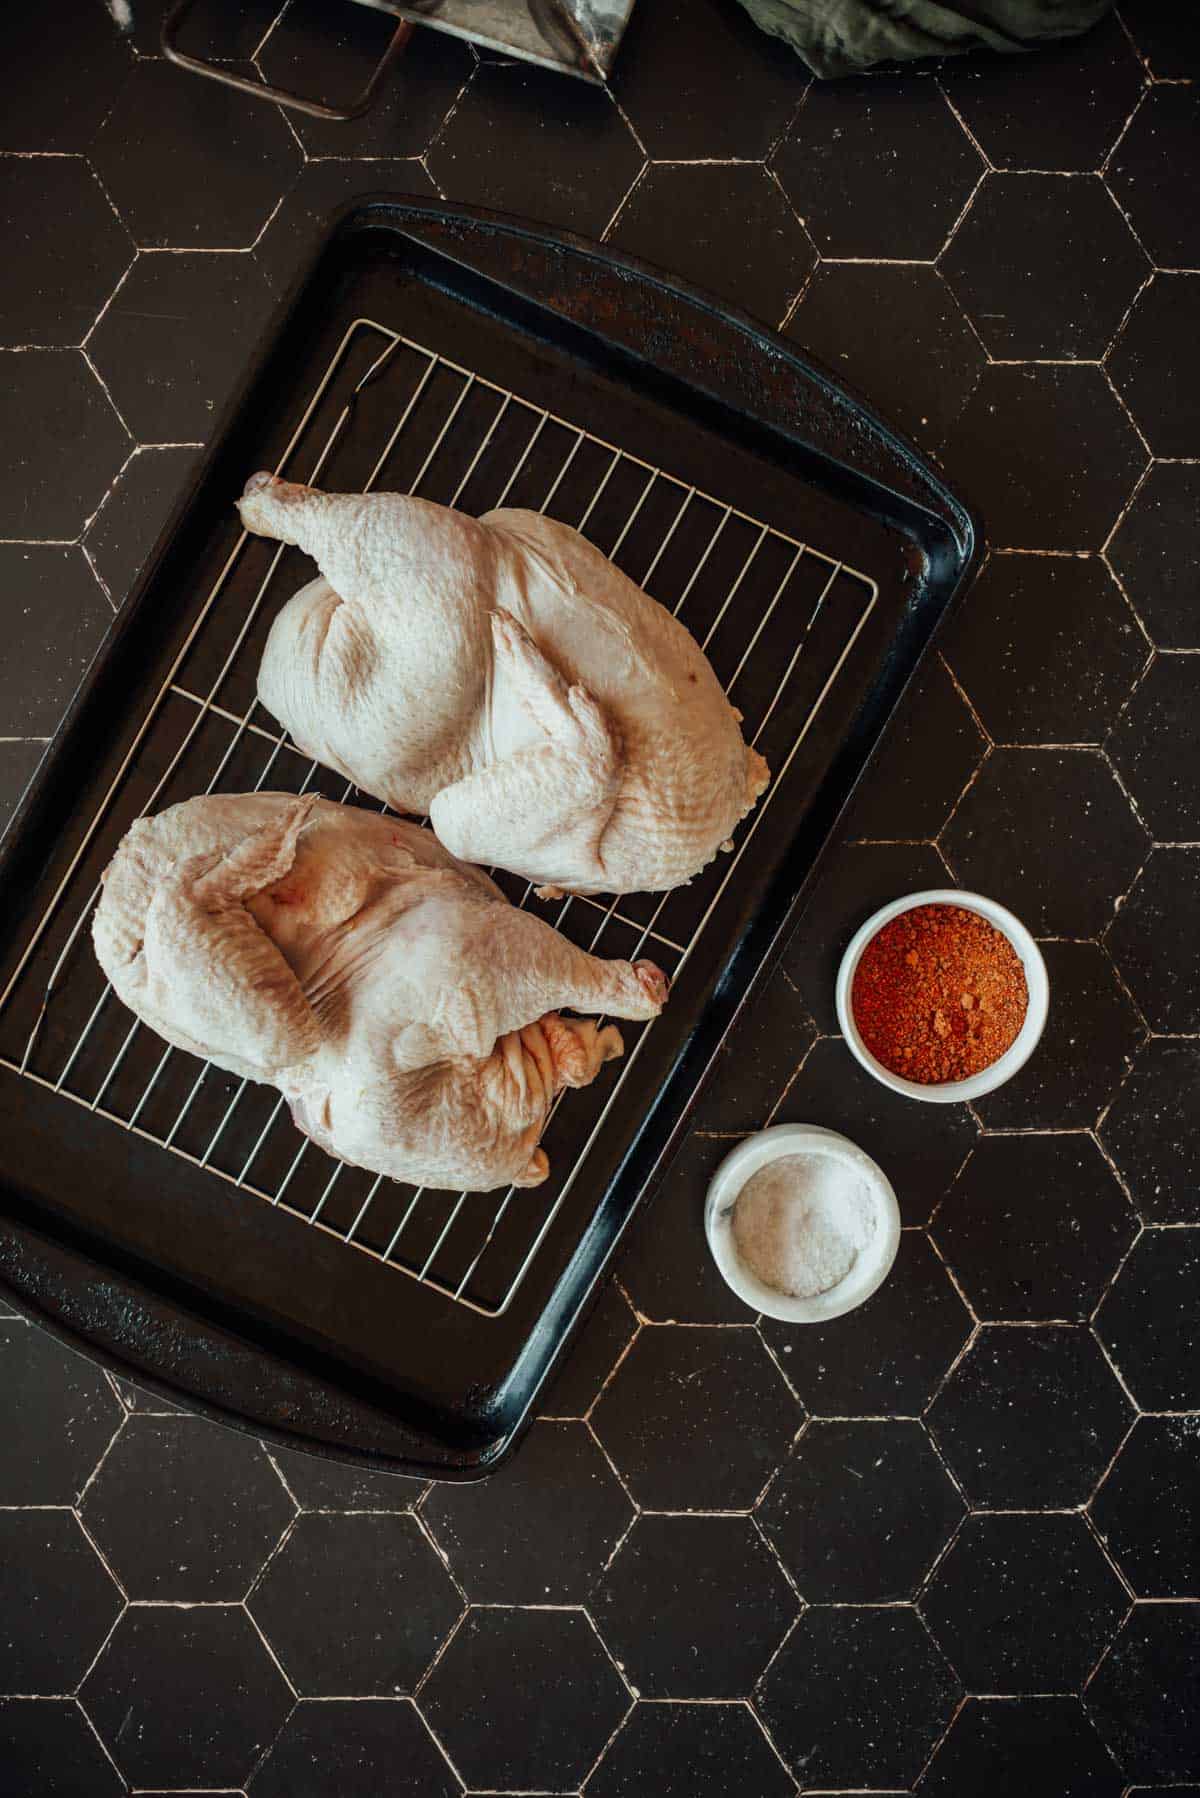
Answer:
[851, 903, 1028, 1084]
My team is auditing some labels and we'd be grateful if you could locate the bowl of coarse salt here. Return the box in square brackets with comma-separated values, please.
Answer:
[704, 1124, 901, 1324]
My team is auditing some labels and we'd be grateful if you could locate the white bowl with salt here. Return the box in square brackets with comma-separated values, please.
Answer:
[704, 1124, 901, 1323]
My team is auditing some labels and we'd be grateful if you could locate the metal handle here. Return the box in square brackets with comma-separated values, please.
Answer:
[161, 0, 414, 122]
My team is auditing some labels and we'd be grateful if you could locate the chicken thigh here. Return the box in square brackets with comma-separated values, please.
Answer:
[238, 475, 769, 896]
[92, 793, 667, 1192]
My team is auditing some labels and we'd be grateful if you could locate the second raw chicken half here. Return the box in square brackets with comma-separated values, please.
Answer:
[93, 794, 667, 1193]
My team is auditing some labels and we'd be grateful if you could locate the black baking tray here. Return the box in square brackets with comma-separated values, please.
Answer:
[0, 199, 978, 1477]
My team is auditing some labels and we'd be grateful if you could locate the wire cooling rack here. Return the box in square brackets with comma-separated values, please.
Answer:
[0, 317, 878, 1316]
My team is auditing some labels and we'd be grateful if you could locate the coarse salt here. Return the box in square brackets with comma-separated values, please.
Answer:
[731, 1151, 877, 1299]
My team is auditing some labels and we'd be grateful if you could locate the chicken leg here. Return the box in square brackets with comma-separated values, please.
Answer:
[429, 609, 624, 890]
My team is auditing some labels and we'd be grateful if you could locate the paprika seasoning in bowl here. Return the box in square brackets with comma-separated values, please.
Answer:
[835, 889, 1049, 1104]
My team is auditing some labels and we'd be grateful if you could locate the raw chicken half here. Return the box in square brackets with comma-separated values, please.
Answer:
[239, 476, 770, 896]
[92, 794, 667, 1192]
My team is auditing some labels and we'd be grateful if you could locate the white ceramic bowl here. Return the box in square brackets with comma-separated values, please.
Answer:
[704, 1123, 901, 1324]
[835, 888, 1049, 1105]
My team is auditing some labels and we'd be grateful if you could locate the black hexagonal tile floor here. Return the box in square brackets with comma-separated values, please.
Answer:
[3, 2, 131, 152]
[0, 1511, 123, 1694]
[1109, 656, 1200, 840]
[0, 351, 130, 540]
[759, 1418, 963, 1603]
[839, 655, 988, 842]
[423, 1419, 630, 1604]
[1101, 1039, 1200, 1226]
[264, 1442, 424, 1512]
[607, 164, 813, 328]
[1107, 463, 1200, 650]
[941, 553, 1147, 746]
[426, 62, 644, 240]
[1107, 84, 1200, 271]
[586, 1701, 793, 1798]
[620, 1134, 751, 1325]
[942, 748, 1148, 940]
[932, 1134, 1136, 1322]
[84, 445, 202, 608]
[80, 1414, 294, 1601]
[1108, 850, 1200, 1033]
[1094, 1226, 1200, 1412]
[1121, 0, 1200, 78]
[761, 1230, 973, 1417]
[0, 740, 45, 840]
[541, 1279, 638, 1417]
[591, 1326, 800, 1511]
[247, 1512, 460, 1695]
[421, 1607, 628, 1793]
[941, 173, 1147, 362]
[757, 1604, 959, 1789]
[253, 156, 437, 298]
[939, 15, 1143, 171]
[247, 1697, 458, 1798]
[1092, 1415, 1200, 1599]
[0, 158, 132, 348]
[922, 1512, 1126, 1696]
[918, 1695, 1123, 1798]
[127, 0, 281, 56]
[928, 1324, 1133, 1509]
[682, 972, 815, 1138]
[613, 0, 799, 161]
[81, 1604, 292, 1789]
[1086, 1604, 1200, 1783]
[87, 251, 274, 445]
[0, 1698, 123, 1797]
[774, 75, 982, 259]
[786, 262, 984, 450]
[110, 1374, 186, 1415]
[780, 840, 952, 1035]
[770, 1037, 977, 1229]
[90, 58, 301, 249]
[590, 1513, 796, 1697]
[974, 940, 1143, 1133]
[939, 364, 1145, 552]
[0, 1322, 123, 1505]
[1109, 274, 1200, 461]
[0, 546, 114, 735]
[2, 12, 1199, 1789]
[256, 0, 473, 159]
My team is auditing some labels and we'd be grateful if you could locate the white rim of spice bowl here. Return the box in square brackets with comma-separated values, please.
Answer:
[835, 887, 1050, 1105]
[704, 1123, 901, 1324]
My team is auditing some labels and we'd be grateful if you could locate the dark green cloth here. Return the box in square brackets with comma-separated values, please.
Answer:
[735, 0, 1111, 75]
